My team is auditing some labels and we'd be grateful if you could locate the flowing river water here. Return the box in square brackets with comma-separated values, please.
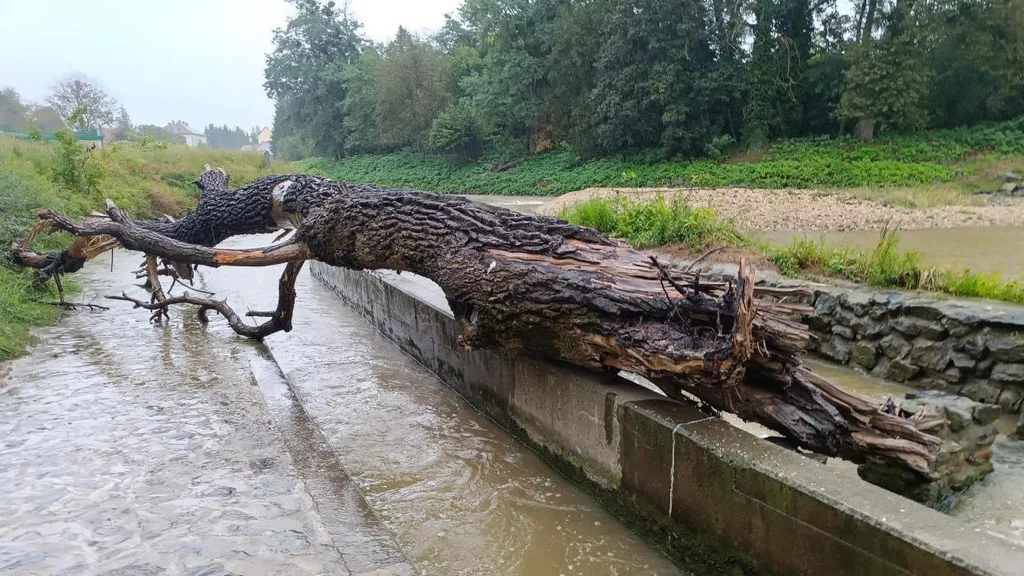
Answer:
[0, 237, 683, 575]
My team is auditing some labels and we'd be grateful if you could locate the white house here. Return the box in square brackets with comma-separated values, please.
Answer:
[257, 127, 272, 146]
[165, 121, 208, 147]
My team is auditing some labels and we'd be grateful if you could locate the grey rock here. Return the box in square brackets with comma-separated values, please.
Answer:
[887, 358, 920, 382]
[1004, 171, 1022, 182]
[950, 352, 977, 370]
[849, 314, 889, 338]
[977, 357, 996, 377]
[998, 386, 1023, 413]
[990, 363, 1024, 383]
[987, 333, 1024, 363]
[841, 291, 873, 316]
[879, 333, 912, 359]
[1017, 413, 1024, 437]
[870, 292, 895, 306]
[1001, 182, 1019, 195]
[924, 367, 962, 384]
[893, 315, 948, 340]
[813, 292, 838, 317]
[871, 357, 891, 380]
[908, 340, 952, 371]
[851, 341, 878, 370]
[941, 317, 975, 338]
[943, 404, 974, 433]
[903, 305, 944, 322]
[832, 325, 856, 340]
[819, 335, 852, 364]
[956, 332, 988, 359]
[972, 403, 1002, 426]
[960, 380, 1003, 404]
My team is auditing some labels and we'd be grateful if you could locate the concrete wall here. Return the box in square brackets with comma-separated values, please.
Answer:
[311, 262, 1024, 576]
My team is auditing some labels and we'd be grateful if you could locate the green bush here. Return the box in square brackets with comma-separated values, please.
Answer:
[428, 103, 484, 163]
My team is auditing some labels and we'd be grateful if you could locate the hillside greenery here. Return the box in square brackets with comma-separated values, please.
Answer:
[0, 134, 290, 360]
[298, 116, 1024, 195]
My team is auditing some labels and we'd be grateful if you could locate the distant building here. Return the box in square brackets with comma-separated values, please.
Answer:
[257, 127, 272, 146]
[165, 121, 208, 147]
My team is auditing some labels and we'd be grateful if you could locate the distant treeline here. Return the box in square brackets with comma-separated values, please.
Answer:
[264, 0, 1024, 163]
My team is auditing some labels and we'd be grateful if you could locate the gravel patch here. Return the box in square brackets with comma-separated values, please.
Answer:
[537, 187, 1024, 232]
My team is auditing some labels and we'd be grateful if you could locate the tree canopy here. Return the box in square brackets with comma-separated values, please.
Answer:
[264, 0, 1024, 162]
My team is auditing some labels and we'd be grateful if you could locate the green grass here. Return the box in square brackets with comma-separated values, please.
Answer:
[559, 195, 743, 249]
[558, 195, 1024, 304]
[0, 135, 294, 361]
[299, 115, 1024, 196]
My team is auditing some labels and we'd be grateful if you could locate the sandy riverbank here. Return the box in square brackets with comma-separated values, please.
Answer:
[536, 187, 1024, 232]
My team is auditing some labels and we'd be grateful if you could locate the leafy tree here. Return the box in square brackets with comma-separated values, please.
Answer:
[46, 74, 118, 130]
[0, 88, 30, 131]
[204, 124, 252, 149]
[27, 105, 65, 133]
[135, 125, 185, 144]
[340, 48, 382, 155]
[113, 106, 133, 140]
[429, 102, 483, 161]
[839, 0, 931, 138]
[264, 0, 365, 159]
[373, 28, 450, 150]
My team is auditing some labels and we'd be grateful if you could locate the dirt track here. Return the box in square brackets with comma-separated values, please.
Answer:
[536, 187, 1024, 232]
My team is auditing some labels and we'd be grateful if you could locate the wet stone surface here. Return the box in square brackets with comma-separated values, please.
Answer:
[0, 253, 348, 575]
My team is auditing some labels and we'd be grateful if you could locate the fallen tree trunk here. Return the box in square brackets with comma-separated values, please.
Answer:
[24, 168, 957, 487]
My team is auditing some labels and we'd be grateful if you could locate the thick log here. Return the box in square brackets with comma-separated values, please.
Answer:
[32, 172, 949, 483]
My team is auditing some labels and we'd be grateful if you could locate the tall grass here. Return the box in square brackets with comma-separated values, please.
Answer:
[559, 195, 1024, 304]
[559, 194, 743, 249]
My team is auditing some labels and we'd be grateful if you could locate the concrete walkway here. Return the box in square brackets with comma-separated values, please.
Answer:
[0, 250, 411, 576]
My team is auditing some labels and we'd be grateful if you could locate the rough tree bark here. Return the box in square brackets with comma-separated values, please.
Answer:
[21, 167, 959, 489]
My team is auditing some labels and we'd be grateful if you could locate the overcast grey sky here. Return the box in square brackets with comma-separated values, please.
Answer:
[0, 0, 461, 131]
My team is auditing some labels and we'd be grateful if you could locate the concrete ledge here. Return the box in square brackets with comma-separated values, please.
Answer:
[312, 262, 1024, 576]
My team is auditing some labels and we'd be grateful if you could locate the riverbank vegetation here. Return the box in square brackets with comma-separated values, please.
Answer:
[269, 0, 1024, 190]
[0, 134, 288, 360]
[299, 117, 1024, 197]
[559, 194, 1024, 304]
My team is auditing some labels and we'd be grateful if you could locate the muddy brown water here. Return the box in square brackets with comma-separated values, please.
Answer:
[805, 360, 1024, 548]
[759, 227, 1024, 277]
[0, 239, 681, 575]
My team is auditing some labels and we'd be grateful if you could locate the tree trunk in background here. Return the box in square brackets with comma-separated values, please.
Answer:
[854, 117, 876, 140]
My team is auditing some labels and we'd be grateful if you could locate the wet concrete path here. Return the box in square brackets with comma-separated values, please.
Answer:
[0, 258, 369, 574]
[0, 236, 681, 575]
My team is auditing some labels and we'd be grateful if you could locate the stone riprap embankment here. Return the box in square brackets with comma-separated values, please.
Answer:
[809, 288, 1024, 413]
